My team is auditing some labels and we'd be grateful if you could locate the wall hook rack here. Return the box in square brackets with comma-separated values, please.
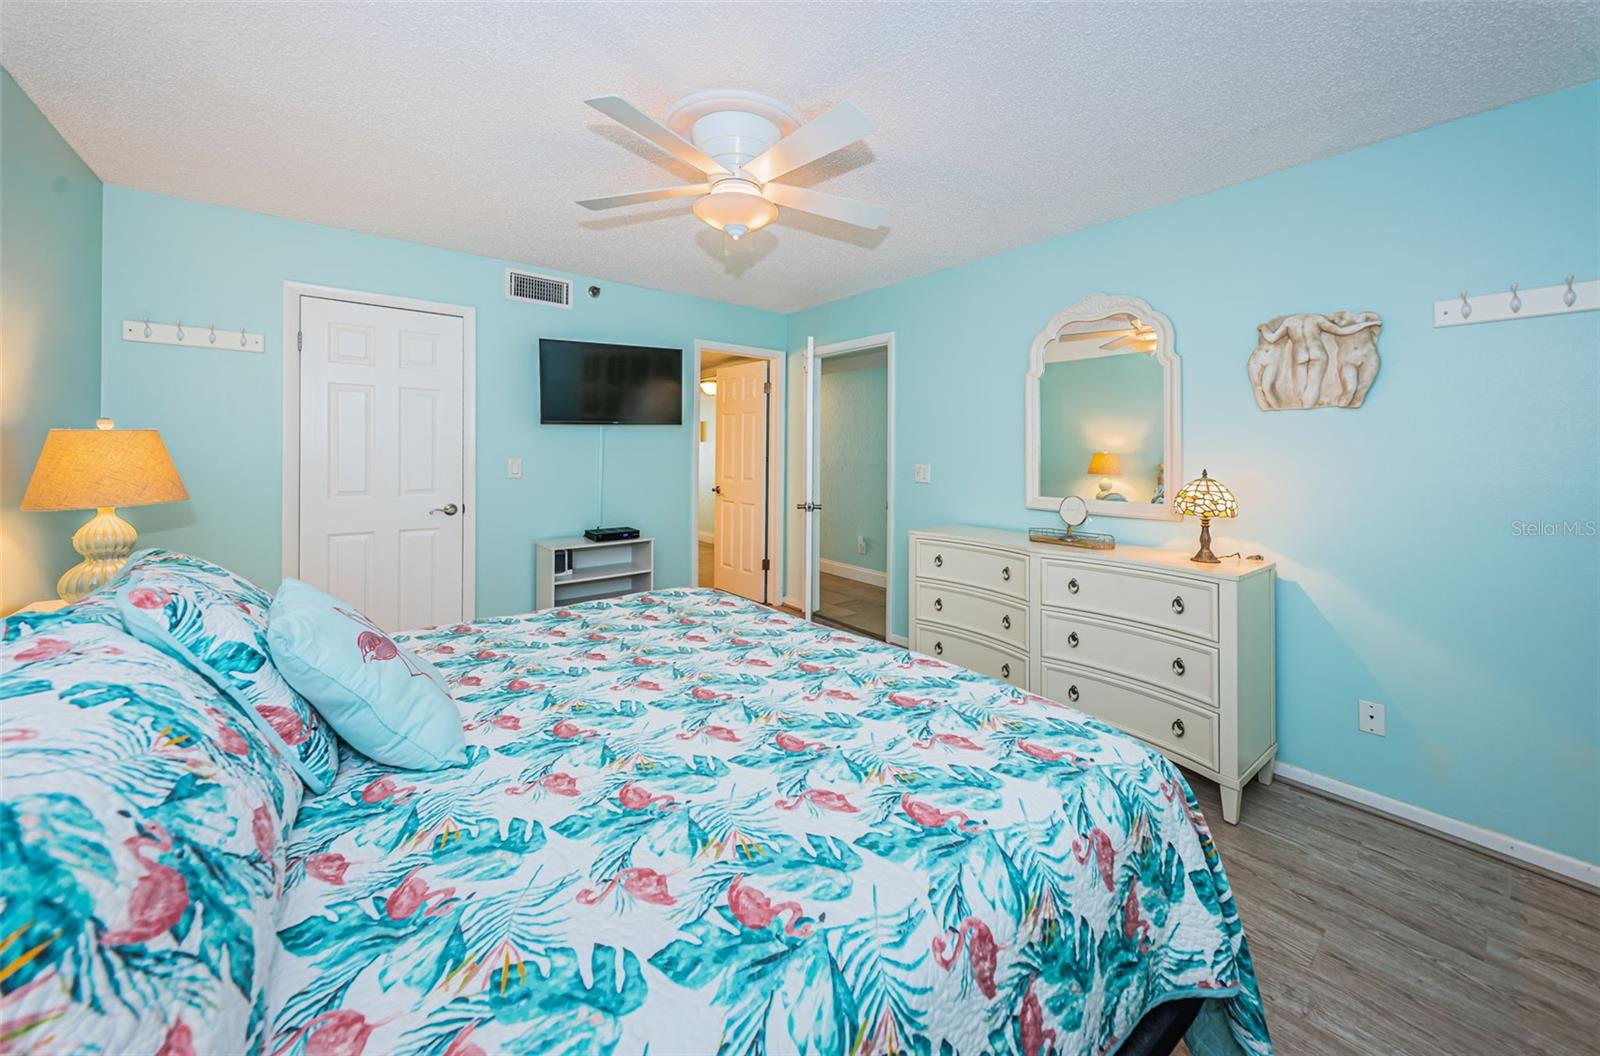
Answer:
[1434, 276, 1597, 328]
[122, 318, 264, 353]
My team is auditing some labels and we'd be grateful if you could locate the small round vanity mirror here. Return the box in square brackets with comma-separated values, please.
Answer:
[1059, 495, 1088, 529]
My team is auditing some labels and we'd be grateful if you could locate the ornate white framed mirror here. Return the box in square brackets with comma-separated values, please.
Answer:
[1025, 293, 1181, 519]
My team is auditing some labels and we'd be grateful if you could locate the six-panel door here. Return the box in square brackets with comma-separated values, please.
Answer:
[298, 296, 466, 631]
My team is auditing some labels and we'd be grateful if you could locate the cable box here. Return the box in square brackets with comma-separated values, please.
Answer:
[584, 526, 640, 543]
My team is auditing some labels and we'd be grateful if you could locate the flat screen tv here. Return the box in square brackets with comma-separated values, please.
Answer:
[539, 340, 683, 425]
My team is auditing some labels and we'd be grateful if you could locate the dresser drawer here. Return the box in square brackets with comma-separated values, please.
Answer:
[914, 582, 1026, 649]
[914, 539, 1026, 600]
[1039, 662, 1219, 771]
[1040, 610, 1217, 707]
[913, 624, 1027, 688]
[1040, 558, 1217, 641]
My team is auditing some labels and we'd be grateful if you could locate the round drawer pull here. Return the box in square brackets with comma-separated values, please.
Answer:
[1171, 596, 1185, 615]
[934, 597, 943, 612]
[1001, 566, 1011, 581]
[1171, 719, 1186, 738]
[1067, 684, 1080, 703]
[934, 554, 944, 568]
[1001, 663, 1011, 678]
[1067, 577, 1080, 594]
[1067, 631, 1080, 648]
[1001, 615, 1011, 630]
[934, 641, 944, 656]
[1172, 657, 1186, 676]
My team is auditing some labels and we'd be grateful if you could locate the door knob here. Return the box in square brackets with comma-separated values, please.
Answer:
[430, 503, 459, 516]
[712, 485, 722, 494]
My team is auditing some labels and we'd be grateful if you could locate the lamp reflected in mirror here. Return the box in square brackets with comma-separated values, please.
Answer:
[1086, 451, 1123, 501]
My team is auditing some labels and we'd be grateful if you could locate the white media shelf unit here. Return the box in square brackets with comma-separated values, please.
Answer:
[535, 535, 654, 610]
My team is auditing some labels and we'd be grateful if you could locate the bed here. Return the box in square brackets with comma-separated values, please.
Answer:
[1, 566, 1271, 1056]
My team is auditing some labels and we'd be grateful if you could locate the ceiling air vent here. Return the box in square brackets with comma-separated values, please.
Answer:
[506, 268, 572, 309]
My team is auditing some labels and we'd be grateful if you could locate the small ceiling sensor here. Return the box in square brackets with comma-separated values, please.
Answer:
[588, 285, 601, 298]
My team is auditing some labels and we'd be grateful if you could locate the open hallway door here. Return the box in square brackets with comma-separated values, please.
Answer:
[799, 337, 819, 621]
[712, 358, 770, 601]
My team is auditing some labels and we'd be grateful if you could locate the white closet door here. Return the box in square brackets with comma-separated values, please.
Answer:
[298, 296, 465, 631]
[801, 337, 818, 621]
[712, 359, 769, 602]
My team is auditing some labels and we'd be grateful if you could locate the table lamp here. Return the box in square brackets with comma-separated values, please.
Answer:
[1172, 469, 1237, 564]
[21, 419, 188, 600]
[1087, 451, 1122, 500]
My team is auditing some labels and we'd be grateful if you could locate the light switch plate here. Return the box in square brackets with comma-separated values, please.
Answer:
[914, 464, 932, 484]
[507, 458, 523, 479]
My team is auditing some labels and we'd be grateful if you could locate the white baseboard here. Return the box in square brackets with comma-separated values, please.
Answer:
[819, 558, 887, 588]
[1274, 763, 1599, 891]
[697, 531, 714, 545]
[782, 595, 802, 611]
[887, 632, 909, 646]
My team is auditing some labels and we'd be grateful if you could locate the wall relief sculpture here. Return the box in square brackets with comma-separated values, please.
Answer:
[1247, 311, 1382, 410]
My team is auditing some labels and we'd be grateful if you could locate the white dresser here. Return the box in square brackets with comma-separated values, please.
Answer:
[908, 526, 1276, 823]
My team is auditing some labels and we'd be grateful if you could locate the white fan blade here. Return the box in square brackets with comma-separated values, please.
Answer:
[762, 183, 887, 230]
[577, 185, 711, 211]
[1101, 332, 1157, 353]
[585, 96, 728, 176]
[742, 102, 873, 184]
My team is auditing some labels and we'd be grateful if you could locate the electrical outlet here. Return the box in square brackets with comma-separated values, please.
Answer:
[507, 457, 523, 479]
[913, 463, 932, 484]
[857, 535, 867, 555]
[1359, 699, 1386, 736]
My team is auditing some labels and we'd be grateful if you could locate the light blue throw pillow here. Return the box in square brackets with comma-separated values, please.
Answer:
[266, 579, 466, 771]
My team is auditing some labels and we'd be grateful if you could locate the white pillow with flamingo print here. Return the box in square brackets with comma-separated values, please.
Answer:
[265, 579, 466, 771]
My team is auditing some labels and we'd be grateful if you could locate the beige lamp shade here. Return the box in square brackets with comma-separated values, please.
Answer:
[22, 419, 188, 511]
[1173, 469, 1238, 519]
[1085, 451, 1122, 477]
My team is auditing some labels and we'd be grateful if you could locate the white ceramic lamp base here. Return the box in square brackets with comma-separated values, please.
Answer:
[58, 507, 137, 601]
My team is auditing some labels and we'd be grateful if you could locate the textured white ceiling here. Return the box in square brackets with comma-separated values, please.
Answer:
[3, 2, 1596, 313]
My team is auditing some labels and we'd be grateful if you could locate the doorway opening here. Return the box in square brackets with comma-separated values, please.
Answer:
[798, 333, 893, 642]
[690, 341, 784, 603]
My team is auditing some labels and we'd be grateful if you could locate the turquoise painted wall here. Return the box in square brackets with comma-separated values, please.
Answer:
[788, 82, 1600, 865]
[98, 187, 786, 617]
[0, 68, 102, 612]
[819, 355, 887, 573]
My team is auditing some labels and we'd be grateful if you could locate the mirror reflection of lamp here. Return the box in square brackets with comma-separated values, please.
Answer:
[1086, 451, 1122, 500]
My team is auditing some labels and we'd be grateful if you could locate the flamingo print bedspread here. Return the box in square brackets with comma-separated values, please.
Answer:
[267, 588, 1271, 1056]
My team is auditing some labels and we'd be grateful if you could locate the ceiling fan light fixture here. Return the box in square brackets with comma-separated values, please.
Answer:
[693, 177, 777, 239]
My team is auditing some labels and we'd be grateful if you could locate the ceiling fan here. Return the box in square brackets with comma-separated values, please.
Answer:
[577, 89, 887, 240]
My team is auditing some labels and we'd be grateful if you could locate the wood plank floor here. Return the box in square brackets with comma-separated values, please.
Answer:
[816, 571, 886, 641]
[700, 541, 887, 642]
[1180, 772, 1600, 1055]
[697, 541, 714, 588]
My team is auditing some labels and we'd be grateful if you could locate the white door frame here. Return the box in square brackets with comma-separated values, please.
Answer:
[810, 332, 896, 640]
[689, 339, 784, 604]
[281, 281, 477, 618]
